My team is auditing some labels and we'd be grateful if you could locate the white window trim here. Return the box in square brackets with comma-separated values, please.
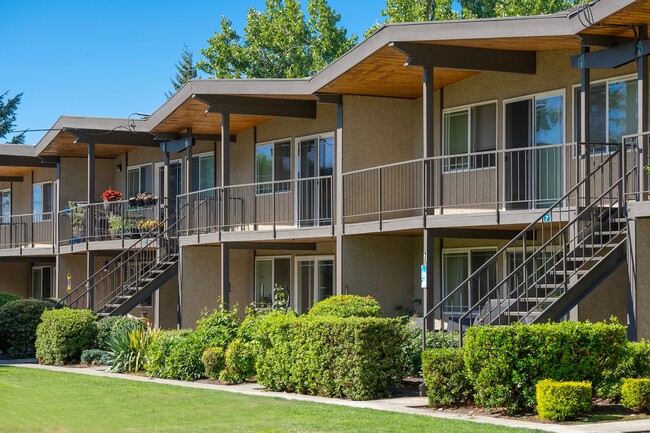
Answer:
[32, 181, 53, 217]
[255, 137, 292, 196]
[254, 255, 292, 306]
[293, 255, 335, 313]
[442, 100, 498, 173]
[441, 247, 498, 314]
[0, 188, 10, 216]
[31, 265, 54, 299]
[571, 73, 638, 150]
[154, 159, 183, 197]
[294, 132, 335, 179]
[127, 163, 154, 196]
[191, 152, 215, 191]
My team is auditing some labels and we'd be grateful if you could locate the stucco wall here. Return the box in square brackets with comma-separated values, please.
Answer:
[634, 218, 650, 340]
[576, 262, 627, 324]
[180, 245, 222, 327]
[0, 262, 31, 297]
[59, 157, 114, 206]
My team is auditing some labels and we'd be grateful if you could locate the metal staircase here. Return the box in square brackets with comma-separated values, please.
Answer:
[57, 213, 181, 317]
[423, 143, 631, 347]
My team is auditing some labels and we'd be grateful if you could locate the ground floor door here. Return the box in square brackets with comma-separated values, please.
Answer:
[295, 256, 334, 314]
[254, 257, 291, 306]
[31, 265, 53, 299]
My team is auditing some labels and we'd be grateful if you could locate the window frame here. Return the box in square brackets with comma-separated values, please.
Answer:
[255, 138, 292, 195]
[571, 73, 638, 153]
[191, 152, 216, 192]
[32, 181, 53, 221]
[441, 247, 498, 314]
[0, 188, 10, 224]
[127, 163, 154, 198]
[293, 255, 335, 313]
[254, 255, 292, 307]
[442, 100, 498, 172]
[294, 132, 335, 179]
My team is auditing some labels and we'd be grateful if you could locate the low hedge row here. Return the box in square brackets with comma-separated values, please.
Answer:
[422, 347, 472, 407]
[0, 292, 21, 309]
[308, 295, 382, 318]
[536, 380, 592, 421]
[621, 379, 650, 413]
[256, 314, 405, 400]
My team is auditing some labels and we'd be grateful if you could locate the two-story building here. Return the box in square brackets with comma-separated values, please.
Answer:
[2, 0, 650, 341]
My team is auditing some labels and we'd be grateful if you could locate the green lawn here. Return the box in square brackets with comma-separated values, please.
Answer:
[0, 366, 544, 433]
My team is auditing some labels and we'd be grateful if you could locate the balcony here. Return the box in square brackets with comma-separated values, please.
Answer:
[342, 143, 585, 233]
[0, 213, 55, 255]
[177, 175, 334, 243]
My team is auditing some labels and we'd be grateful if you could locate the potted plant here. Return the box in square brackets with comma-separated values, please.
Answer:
[108, 214, 123, 240]
[68, 201, 86, 242]
[137, 218, 160, 237]
[100, 188, 122, 210]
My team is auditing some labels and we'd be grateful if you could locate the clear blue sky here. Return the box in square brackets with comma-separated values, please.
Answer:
[0, 0, 386, 144]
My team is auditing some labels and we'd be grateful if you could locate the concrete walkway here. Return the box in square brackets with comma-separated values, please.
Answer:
[2, 360, 650, 433]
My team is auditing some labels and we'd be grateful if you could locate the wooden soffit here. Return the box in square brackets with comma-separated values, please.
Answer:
[39, 131, 136, 158]
[0, 166, 37, 179]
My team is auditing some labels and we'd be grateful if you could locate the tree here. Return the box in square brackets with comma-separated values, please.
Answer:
[165, 43, 198, 99]
[197, 0, 357, 79]
[367, 0, 578, 36]
[0, 91, 25, 144]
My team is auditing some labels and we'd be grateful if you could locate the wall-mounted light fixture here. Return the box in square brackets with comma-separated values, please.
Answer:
[116, 164, 122, 173]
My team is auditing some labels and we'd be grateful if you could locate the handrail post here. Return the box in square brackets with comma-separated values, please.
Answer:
[639, 138, 645, 202]
[378, 167, 382, 231]
[495, 149, 500, 223]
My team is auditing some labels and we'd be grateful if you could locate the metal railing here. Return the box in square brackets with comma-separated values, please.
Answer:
[343, 142, 579, 225]
[58, 198, 165, 250]
[57, 211, 180, 314]
[177, 175, 333, 239]
[422, 143, 626, 347]
[0, 212, 55, 251]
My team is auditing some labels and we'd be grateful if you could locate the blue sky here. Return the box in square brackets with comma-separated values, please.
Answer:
[0, 0, 386, 144]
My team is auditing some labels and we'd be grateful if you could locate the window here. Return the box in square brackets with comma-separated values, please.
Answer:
[255, 257, 290, 306]
[1, 189, 9, 224]
[574, 76, 638, 152]
[255, 140, 291, 194]
[33, 182, 52, 221]
[32, 266, 53, 299]
[127, 164, 153, 198]
[296, 256, 334, 314]
[443, 102, 497, 171]
[191, 153, 215, 192]
[442, 248, 497, 313]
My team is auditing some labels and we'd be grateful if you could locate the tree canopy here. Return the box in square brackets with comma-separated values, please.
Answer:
[197, 0, 357, 79]
[166, 43, 198, 99]
[0, 91, 25, 144]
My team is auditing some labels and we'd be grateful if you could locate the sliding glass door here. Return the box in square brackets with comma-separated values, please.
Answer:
[296, 257, 334, 313]
[296, 135, 334, 227]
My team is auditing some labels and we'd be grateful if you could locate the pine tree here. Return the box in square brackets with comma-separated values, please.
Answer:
[0, 91, 25, 144]
[166, 43, 198, 99]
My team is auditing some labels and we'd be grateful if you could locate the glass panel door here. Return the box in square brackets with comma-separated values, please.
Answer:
[156, 161, 182, 218]
[255, 259, 273, 306]
[296, 257, 334, 314]
[317, 258, 334, 301]
[505, 99, 532, 209]
[31, 268, 42, 299]
[297, 136, 334, 227]
[297, 260, 315, 314]
[535, 95, 564, 208]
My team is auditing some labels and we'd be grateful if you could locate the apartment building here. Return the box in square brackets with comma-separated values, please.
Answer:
[1, 0, 649, 340]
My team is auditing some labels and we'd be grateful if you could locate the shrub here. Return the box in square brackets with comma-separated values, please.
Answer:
[621, 379, 650, 413]
[80, 349, 111, 366]
[96, 316, 147, 350]
[202, 347, 226, 380]
[256, 314, 405, 400]
[599, 340, 650, 400]
[106, 328, 157, 373]
[0, 292, 20, 309]
[35, 308, 97, 365]
[0, 299, 54, 358]
[464, 320, 626, 412]
[308, 295, 382, 318]
[219, 339, 257, 384]
[422, 348, 472, 407]
[158, 331, 207, 381]
[400, 324, 458, 377]
[145, 330, 192, 378]
[536, 380, 592, 421]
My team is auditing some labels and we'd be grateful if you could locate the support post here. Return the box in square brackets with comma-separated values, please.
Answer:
[221, 113, 231, 309]
[164, 151, 170, 224]
[87, 142, 96, 247]
[580, 47, 591, 208]
[422, 66, 435, 329]
[185, 130, 193, 196]
[335, 100, 344, 294]
[627, 217, 637, 341]
[638, 26, 648, 202]
[86, 251, 95, 311]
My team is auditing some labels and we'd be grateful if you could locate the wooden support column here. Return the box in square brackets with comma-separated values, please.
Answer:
[221, 113, 231, 309]
[580, 46, 591, 208]
[335, 100, 344, 294]
[422, 66, 435, 329]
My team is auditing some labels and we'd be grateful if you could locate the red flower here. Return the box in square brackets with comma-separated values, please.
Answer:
[100, 189, 123, 201]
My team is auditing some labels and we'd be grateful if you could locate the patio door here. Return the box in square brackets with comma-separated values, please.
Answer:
[295, 256, 334, 313]
[505, 92, 564, 209]
[31, 265, 53, 299]
[155, 161, 182, 219]
[296, 135, 334, 226]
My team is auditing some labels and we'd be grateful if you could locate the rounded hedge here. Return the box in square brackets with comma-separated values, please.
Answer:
[219, 339, 256, 384]
[422, 347, 473, 407]
[202, 346, 226, 380]
[0, 292, 21, 309]
[0, 298, 54, 358]
[35, 308, 97, 365]
[621, 378, 650, 413]
[536, 380, 592, 421]
[308, 295, 382, 318]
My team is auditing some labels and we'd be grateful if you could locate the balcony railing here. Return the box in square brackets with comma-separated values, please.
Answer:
[343, 142, 593, 226]
[177, 176, 333, 239]
[0, 212, 55, 252]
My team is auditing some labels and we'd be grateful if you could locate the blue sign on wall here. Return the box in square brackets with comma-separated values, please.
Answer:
[421, 265, 427, 289]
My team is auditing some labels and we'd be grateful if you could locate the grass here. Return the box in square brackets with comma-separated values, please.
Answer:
[0, 366, 545, 433]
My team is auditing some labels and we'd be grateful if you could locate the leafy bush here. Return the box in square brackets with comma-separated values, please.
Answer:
[106, 328, 157, 373]
[308, 295, 382, 318]
[145, 330, 192, 378]
[536, 380, 592, 421]
[219, 339, 257, 384]
[621, 379, 650, 413]
[422, 348, 472, 407]
[599, 340, 650, 400]
[0, 292, 20, 309]
[202, 347, 226, 380]
[35, 309, 97, 365]
[157, 331, 208, 381]
[400, 324, 458, 377]
[81, 349, 111, 366]
[464, 320, 626, 412]
[256, 314, 405, 400]
[195, 307, 240, 346]
[0, 299, 54, 358]
[96, 316, 147, 350]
